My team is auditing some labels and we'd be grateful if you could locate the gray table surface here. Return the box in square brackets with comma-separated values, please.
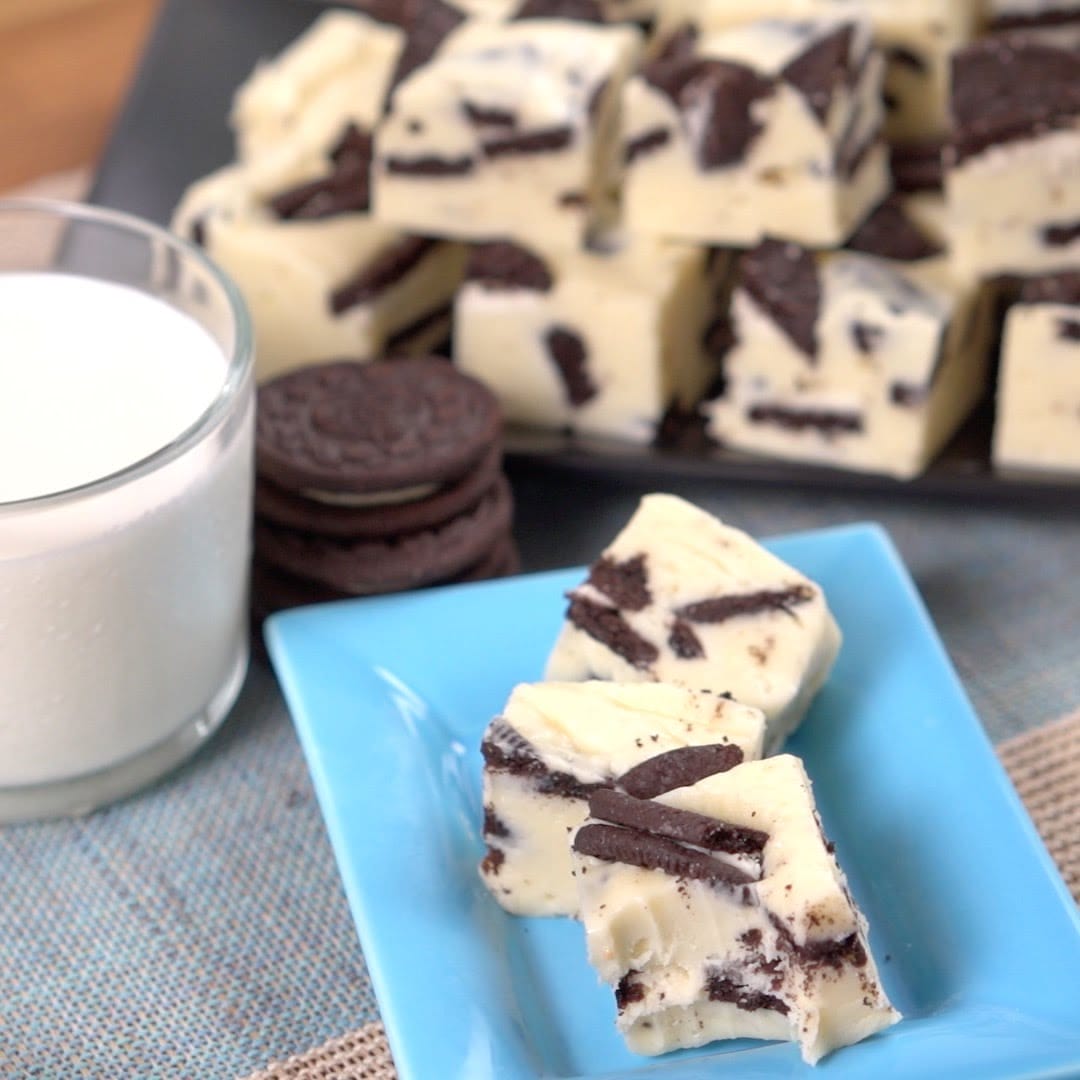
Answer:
[3, 463, 1079, 1079]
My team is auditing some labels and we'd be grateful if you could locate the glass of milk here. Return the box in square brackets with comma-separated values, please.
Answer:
[0, 199, 254, 822]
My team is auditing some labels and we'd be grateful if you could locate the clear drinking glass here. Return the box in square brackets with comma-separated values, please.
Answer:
[0, 199, 255, 822]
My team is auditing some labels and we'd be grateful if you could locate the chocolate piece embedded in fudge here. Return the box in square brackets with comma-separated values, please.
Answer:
[478, 681, 765, 916]
[453, 233, 729, 442]
[571, 754, 901, 1064]
[654, 0, 982, 142]
[704, 221, 996, 480]
[545, 494, 841, 752]
[946, 30, 1080, 279]
[620, 18, 888, 247]
[993, 270, 1080, 474]
[372, 18, 642, 248]
[988, 0, 1080, 31]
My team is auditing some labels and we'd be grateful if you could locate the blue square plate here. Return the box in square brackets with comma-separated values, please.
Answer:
[265, 523, 1080, 1079]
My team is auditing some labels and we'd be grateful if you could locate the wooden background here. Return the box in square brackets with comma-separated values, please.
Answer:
[0, 0, 160, 191]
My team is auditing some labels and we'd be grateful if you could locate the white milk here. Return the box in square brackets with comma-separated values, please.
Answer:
[0, 274, 254, 788]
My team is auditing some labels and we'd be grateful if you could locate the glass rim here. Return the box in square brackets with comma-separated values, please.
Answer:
[0, 197, 254, 512]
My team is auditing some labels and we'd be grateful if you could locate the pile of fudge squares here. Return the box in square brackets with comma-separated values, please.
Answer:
[175, 0, 1080, 479]
[476, 493, 899, 1064]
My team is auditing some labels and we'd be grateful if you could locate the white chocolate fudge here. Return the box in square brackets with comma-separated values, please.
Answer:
[173, 8, 466, 381]
[478, 681, 766, 916]
[945, 32, 1080, 280]
[657, 0, 982, 142]
[571, 755, 901, 1064]
[372, 19, 642, 248]
[172, 154, 465, 383]
[453, 234, 728, 443]
[545, 495, 841, 752]
[993, 272, 1080, 474]
[703, 222, 995, 479]
[230, 10, 404, 162]
[620, 18, 888, 248]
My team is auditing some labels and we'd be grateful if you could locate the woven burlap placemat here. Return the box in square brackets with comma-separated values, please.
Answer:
[244, 710, 1080, 1080]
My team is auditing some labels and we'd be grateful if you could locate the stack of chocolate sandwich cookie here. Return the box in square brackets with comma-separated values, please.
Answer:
[252, 357, 517, 618]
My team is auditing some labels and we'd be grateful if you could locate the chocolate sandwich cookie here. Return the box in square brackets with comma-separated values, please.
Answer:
[256, 358, 501, 495]
[255, 475, 513, 595]
[454, 533, 521, 583]
[250, 559, 352, 622]
[255, 442, 503, 539]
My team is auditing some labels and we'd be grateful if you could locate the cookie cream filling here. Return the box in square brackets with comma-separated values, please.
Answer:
[299, 481, 439, 507]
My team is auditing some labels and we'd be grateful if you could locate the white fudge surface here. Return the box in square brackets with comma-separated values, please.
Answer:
[172, 163, 465, 383]
[620, 18, 888, 247]
[946, 31, 1080, 279]
[454, 233, 724, 443]
[230, 10, 404, 162]
[993, 279, 1080, 473]
[545, 494, 841, 752]
[478, 681, 766, 916]
[657, 0, 981, 140]
[704, 233, 994, 479]
[372, 19, 642, 247]
[947, 126, 1080, 279]
[571, 754, 901, 1064]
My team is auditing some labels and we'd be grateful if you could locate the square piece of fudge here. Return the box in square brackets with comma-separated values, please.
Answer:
[993, 271, 1080, 474]
[620, 18, 888, 247]
[453, 234, 728, 443]
[545, 494, 841, 752]
[571, 754, 901, 1064]
[173, 157, 465, 383]
[703, 223, 996, 479]
[372, 18, 642, 248]
[656, 0, 983, 143]
[478, 681, 765, 916]
[229, 9, 405, 162]
[945, 31, 1080, 280]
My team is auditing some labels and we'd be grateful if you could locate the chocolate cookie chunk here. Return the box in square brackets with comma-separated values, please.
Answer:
[255, 476, 513, 595]
[256, 359, 501, 495]
[255, 442, 503, 539]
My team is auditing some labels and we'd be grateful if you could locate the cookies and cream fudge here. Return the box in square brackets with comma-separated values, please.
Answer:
[371, 19, 642, 248]
[945, 31, 1080, 280]
[229, 10, 404, 162]
[993, 272, 1080, 474]
[173, 158, 465, 382]
[656, 0, 982, 143]
[453, 234, 727, 443]
[478, 681, 766, 916]
[620, 18, 888, 248]
[571, 754, 901, 1064]
[703, 230, 995, 479]
[545, 495, 841, 752]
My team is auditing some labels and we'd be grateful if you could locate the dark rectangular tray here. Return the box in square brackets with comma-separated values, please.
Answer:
[91, 0, 1080, 505]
